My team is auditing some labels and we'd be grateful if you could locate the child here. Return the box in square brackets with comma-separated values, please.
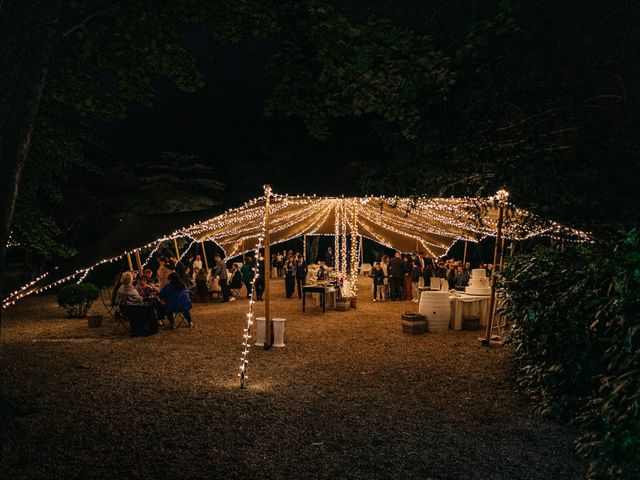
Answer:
[371, 262, 385, 302]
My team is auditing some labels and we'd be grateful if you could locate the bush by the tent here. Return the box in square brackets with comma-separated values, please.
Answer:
[499, 229, 640, 479]
[57, 283, 100, 318]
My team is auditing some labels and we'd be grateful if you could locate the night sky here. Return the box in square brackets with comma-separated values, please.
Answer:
[98, 1, 497, 209]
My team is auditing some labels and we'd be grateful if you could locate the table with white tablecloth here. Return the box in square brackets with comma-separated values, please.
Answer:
[448, 293, 491, 330]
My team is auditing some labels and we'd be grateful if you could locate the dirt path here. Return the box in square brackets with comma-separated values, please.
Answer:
[0, 277, 584, 479]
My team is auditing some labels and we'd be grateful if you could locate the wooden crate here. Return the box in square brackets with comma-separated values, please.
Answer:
[401, 313, 427, 334]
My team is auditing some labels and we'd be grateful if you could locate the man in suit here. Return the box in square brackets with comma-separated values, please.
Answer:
[212, 253, 234, 302]
[387, 251, 405, 300]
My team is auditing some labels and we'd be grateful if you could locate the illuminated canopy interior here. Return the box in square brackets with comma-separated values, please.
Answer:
[177, 193, 591, 259]
[2, 191, 591, 308]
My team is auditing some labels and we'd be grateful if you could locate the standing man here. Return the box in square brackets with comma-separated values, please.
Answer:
[325, 247, 334, 268]
[295, 252, 308, 298]
[212, 253, 235, 302]
[387, 251, 404, 300]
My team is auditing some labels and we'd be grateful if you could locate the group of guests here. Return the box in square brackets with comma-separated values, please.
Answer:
[370, 251, 493, 302]
[273, 250, 308, 298]
[115, 268, 193, 329]
[114, 251, 253, 329]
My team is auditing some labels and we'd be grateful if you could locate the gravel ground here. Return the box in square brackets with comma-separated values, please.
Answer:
[0, 277, 585, 479]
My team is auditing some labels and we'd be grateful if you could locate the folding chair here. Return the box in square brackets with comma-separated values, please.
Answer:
[100, 287, 118, 322]
[429, 277, 441, 290]
[113, 301, 129, 332]
[174, 311, 190, 329]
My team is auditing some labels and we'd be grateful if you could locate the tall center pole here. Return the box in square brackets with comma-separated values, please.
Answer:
[134, 250, 143, 276]
[482, 190, 508, 345]
[172, 238, 180, 259]
[200, 240, 209, 271]
[263, 185, 272, 348]
[463, 239, 468, 265]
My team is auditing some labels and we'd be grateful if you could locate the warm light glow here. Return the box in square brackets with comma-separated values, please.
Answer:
[2, 190, 592, 310]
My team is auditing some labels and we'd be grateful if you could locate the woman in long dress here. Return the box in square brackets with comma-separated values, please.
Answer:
[284, 257, 296, 298]
[380, 255, 389, 300]
[402, 254, 414, 301]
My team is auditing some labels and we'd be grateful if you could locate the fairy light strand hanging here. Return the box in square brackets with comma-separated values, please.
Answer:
[239, 186, 269, 389]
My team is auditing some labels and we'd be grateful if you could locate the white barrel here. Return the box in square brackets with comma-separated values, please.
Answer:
[419, 291, 451, 332]
[255, 317, 265, 346]
[272, 318, 286, 347]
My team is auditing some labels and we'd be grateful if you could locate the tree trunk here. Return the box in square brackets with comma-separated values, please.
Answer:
[0, 2, 59, 325]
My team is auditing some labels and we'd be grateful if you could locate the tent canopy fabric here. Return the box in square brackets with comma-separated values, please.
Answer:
[2, 192, 590, 308]
[176, 194, 591, 259]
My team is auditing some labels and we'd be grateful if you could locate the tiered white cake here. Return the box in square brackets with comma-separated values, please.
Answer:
[465, 269, 491, 295]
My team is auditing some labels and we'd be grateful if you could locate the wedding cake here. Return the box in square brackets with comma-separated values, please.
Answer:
[465, 269, 491, 295]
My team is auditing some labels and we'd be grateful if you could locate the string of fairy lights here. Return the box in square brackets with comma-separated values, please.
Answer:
[239, 185, 269, 389]
[2, 190, 592, 310]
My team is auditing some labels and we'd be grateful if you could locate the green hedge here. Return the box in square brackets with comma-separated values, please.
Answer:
[499, 229, 640, 479]
[57, 283, 100, 318]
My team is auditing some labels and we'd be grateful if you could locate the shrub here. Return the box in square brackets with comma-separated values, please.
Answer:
[499, 229, 640, 479]
[57, 283, 100, 318]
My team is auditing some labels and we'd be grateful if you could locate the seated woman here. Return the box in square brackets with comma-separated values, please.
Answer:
[135, 274, 164, 323]
[316, 264, 327, 281]
[135, 275, 158, 299]
[228, 264, 242, 298]
[159, 272, 193, 328]
[193, 268, 210, 303]
[117, 271, 143, 304]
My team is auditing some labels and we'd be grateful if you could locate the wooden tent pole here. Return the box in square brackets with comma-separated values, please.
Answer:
[483, 194, 506, 345]
[126, 253, 134, 272]
[134, 250, 143, 276]
[172, 238, 180, 259]
[263, 185, 272, 348]
[499, 236, 506, 270]
[303, 234, 307, 260]
[463, 239, 468, 265]
[200, 240, 209, 271]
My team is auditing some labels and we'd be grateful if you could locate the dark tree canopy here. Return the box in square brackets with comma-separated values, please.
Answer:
[1, 0, 639, 296]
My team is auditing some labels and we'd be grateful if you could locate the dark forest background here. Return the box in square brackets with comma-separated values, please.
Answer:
[2, 0, 639, 279]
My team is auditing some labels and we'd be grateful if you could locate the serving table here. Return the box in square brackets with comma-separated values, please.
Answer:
[302, 284, 337, 314]
[449, 293, 490, 330]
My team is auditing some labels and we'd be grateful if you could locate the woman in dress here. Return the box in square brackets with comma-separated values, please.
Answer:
[156, 256, 172, 290]
[241, 256, 254, 298]
[284, 256, 296, 298]
[402, 254, 414, 300]
[380, 255, 389, 300]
